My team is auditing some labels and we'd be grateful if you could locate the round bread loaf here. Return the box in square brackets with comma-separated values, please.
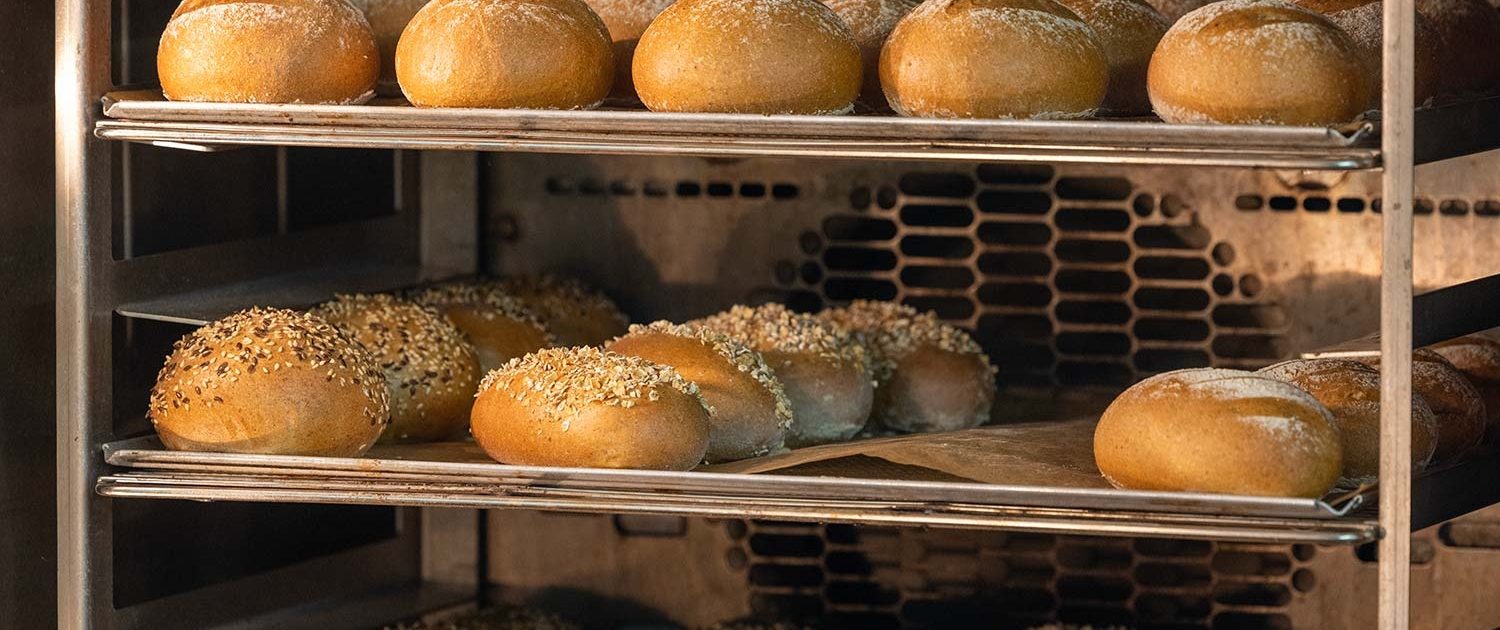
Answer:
[396, 0, 614, 109]
[1147, 0, 1371, 125]
[471, 347, 711, 469]
[1293, 0, 1440, 107]
[1361, 348, 1485, 462]
[1149, 0, 1211, 20]
[1429, 335, 1500, 436]
[1094, 368, 1343, 497]
[608, 322, 794, 462]
[880, 0, 1109, 119]
[311, 294, 482, 443]
[409, 282, 555, 373]
[1258, 358, 1438, 481]
[491, 275, 629, 346]
[1056, 0, 1170, 114]
[583, 0, 677, 102]
[1416, 0, 1500, 96]
[632, 0, 863, 114]
[821, 0, 921, 109]
[149, 308, 390, 456]
[694, 304, 873, 447]
[819, 300, 996, 433]
[158, 0, 380, 104]
[349, 0, 428, 95]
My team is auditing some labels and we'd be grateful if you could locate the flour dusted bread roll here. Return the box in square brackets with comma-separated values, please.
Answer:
[492, 275, 629, 347]
[409, 282, 555, 373]
[1056, 0, 1169, 113]
[1147, 0, 1371, 125]
[471, 347, 711, 469]
[821, 0, 921, 108]
[311, 294, 482, 443]
[1149, 0, 1210, 20]
[349, 0, 428, 95]
[881, 0, 1109, 119]
[609, 322, 794, 462]
[1258, 359, 1437, 481]
[820, 300, 996, 433]
[632, 0, 863, 114]
[1417, 0, 1500, 96]
[1293, 0, 1440, 106]
[1094, 368, 1342, 497]
[158, 0, 379, 104]
[583, 0, 676, 101]
[396, 0, 614, 109]
[695, 304, 873, 447]
[1361, 348, 1486, 462]
[1429, 335, 1500, 436]
[149, 308, 390, 456]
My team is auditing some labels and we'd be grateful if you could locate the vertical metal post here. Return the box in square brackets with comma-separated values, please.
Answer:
[1378, 0, 1415, 626]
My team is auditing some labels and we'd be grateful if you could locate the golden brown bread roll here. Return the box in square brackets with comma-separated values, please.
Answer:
[396, 0, 614, 109]
[1258, 358, 1437, 481]
[694, 304, 873, 447]
[582, 0, 677, 102]
[608, 322, 794, 462]
[1292, 0, 1440, 106]
[149, 308, 390, 456]
[491, 275, 629, 347]
[632, 0, 863, 114]
[471, 347, 711, 469]
[820, 0, 921, 109]
[349, 0, 428, 95]
[1149, 0, 1210, 20]
[311, 294, 482, 444]
[1429, 335, 1500, 437]
[880, 0, 1109, 119]
[1147, 0, 1371, 125]
[1055, 0, 1170, 114]
[1360, 348, 1485, 462]
[158, 0, 380, 104]
[819, 300, 996, 433]
[1416, 0, 1500, 96]
[409, 282, 555, 373]
[1094, 368, 1343, 497]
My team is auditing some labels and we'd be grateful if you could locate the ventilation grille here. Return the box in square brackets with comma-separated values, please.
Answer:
[1235, 193, 1500, 217]
[732, 521, 1316, 630]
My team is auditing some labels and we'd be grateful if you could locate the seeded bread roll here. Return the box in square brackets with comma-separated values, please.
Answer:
[471, 347, 712, 469]
[1428, 335, 1500, 436]
[609, 322, 794, 462]
[1416, 0, 1500, 96]
[820, 300, 996, 433]
[632, 0, 863, 114]
[1055, 0, 1169, 114]
[491, 275, 629, 347]
[149, 308, 390, 456]
[1292, 0, 1440, 107]
[695, 304, 874, 447]
[1147, 0, 1371, 125]
[1258, 358, 1438, 481]
[1094, 368, 1343, 497]
[583, 0, 677, 102]
[348, 0, 428, 95]
[158, 0, 379, 104]
[396, 0, 614, 109]
[821, 0, 921, 109]
[409, 282, 555, 373]
[311, 294, 482, 443]
[1359, 348, 1486, 462]
[880, 0, 1109, 119]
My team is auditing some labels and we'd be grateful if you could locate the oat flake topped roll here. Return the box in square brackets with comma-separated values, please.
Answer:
[409, 281, 556, 373]
[490, 275, 630, 347]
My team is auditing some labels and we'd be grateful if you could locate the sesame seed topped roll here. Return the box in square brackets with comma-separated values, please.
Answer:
[148, 307, 390, 457]
[409, 281, 556, 373]
[491, 275, 630, 347]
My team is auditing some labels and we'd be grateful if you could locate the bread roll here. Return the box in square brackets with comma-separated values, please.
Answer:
[1417, 0, 1500, 96]
[608, 322, 794, 462]
[396, 0, 614, 109]
[471, 347, 711, 469]
[583, 0, 677, 102]
[1293, 0, 1439, 107]
[694, 304, 873, 447]
[149, 308, 390, 456]
[1149, 0, 1210, 21]
[821, 0, 921, 109]
[1056, 0, 1169, 114]
[880, 0, 1109, 119]
[1094, 368, 1342, 497]
[820, 300, 996, 433]
[1147, 0, 1371, 125]
[409, 282, 555, 373]
[311, 294, 482, 443]
[158, 0, 380, 104]
[1429, 335, 1500, 437]
[632, 0, 863, 114]
[349, 0, 428, 95]
[491, 275, 629, 347]
[1360, 348, 1485, 462]
[1258, 358, 1437, 481]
